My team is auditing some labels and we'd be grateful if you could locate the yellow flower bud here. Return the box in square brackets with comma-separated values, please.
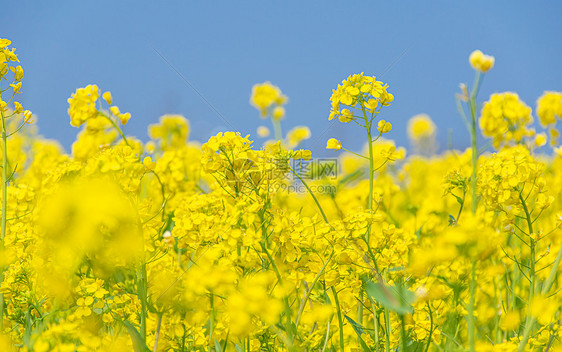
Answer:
[339, 109, 353, 123]
[377, 119, 392, 134]
[118, 112, 131, 125]
[102, 91, 113, 105]
[14, 101, 23, 113]
[109, 106, 120, 116]
[23, 110, 33, 124]
[469, 50, 495, 73]
[272, 106, 285, 121]
[11, 65, 23, 81]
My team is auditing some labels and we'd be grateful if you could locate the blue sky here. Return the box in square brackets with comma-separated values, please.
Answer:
[2, 1, 561, 155]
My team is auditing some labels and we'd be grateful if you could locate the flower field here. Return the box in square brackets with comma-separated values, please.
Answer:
[2, 38, 562, 352]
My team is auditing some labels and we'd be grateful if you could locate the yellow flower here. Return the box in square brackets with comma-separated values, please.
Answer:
[377, 119, 392, 134]
[14, 101, 23, 113]
[408, 114, 436, 140]
[469, 49, 495, 73]
[339, 109, 353, 123]
[326, 138, 342, 150]
[329, 72, 393, 123]
[11, 65, 23, 81]
[118, 112, 131, 125]
[10, 82, 21, 94]
[536, 91, 562, 126]
[257, 126, 270, 138]
[110, 106, 120, 116]
[148, 114, 190, 150]
[250, 81, 287, 117]
[23, 110, 33, 124]
[102, 91, 113, 105]
[143, 156, 156, 171]
[286, 126, 311, 147]
[530, 295, 559, 325]
[0, 38, 11, 49]
[67, 84, 100, 127]
[272, 106, 285, 121]
[534, 132, 547, 147]
[479, 92, 533, 148]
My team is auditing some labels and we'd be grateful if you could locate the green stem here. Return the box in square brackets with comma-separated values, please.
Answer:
[137, 261, 148, 342]
[516, 192, 536, 352]
[331, 286, 345, 352]
[0, 96, 7, 330]
[519, 192, 535, 304]
[424, 303, 433, 352]
[153, 312, 163, 352]
[467, 260, 476, 352]
[209, 293, 214, 352]
[384, 307, 390, 352]
[519, 240, 562, 352]
[469, 71, 482, 214]
[341, 147, 369, 160]
[358, 289, 363, 341]
[400, 314, 407, 352]
[101, 112, 130, 146]
[273, 118, 282, 141]
[362, 107, 375, 222]
[290, 166, 329, 224]
[294, 251, 334, 329]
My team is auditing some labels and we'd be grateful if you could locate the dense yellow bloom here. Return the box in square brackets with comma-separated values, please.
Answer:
[250, 81, 287, 117]
[148, 114, 190, 150]
[479, 92, 534, 148]
[469, 49, 495, 73]
[329, 72, 393, 122]
[3, 37, 562, 352]
[478, 145, 544, 210]
[67, 84, 101, 127]
[536, 91, 562, 126]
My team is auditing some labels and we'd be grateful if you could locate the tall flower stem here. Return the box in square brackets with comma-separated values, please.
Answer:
[331, 286, 345, 352]
[273, 118, 282, 141]
[362, 106, 375, 242]
[469, 71, 482, 214]
[467, 260, 477, 352]
[517, 191, 536, 352]
[0, 95, 8, 330]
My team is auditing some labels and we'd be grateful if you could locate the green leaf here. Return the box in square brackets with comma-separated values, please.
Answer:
[214, 338, 223, 352]
[365, 281, 415, 315]
[123, 321, 150, 352]
[344, 315, 365, 335]
[344, 315, 372, 352]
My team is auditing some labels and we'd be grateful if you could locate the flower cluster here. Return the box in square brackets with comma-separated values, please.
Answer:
[479, 92, 534, 147]
[250, 81, 287, 119]
[328, 72, 394, 123]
